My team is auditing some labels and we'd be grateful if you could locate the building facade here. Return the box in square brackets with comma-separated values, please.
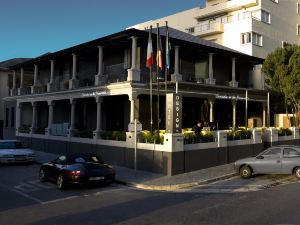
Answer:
[4, 28, 267, 175]
[131, 0, 300, 59]
[0, 59, 30, 139]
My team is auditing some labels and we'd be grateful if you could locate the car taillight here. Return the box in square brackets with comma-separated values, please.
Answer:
[70, 170, 81, 175]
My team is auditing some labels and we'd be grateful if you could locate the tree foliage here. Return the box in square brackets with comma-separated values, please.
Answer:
[262, 45, 300, 125]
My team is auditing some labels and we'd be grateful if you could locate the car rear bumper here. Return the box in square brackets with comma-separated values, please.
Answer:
[66, 173, 115, 186]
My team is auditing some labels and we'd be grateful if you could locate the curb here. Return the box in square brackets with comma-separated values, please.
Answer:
[116, 172, 238, 191]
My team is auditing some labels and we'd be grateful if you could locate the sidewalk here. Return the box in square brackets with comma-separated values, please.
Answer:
[33, 150, 238, 191]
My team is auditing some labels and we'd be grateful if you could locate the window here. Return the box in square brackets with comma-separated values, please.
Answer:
[5, 108, 9, 128]
[283, 148, 300, 158]
[252, 10, 271, 24]
[297, 24, 300, 35]
[186, 27, 195, 34]
[263, 148, 281, 156]
[261, 10, 271, 24]
[11, 107, 15, 128]
[241, 32, 251, 44]
[55, 155, 67, 165]
[252, 32, 263, 46]
[298, 3, 300, 14]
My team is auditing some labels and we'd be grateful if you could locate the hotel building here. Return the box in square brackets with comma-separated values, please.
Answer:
[3, 28, 267, 175]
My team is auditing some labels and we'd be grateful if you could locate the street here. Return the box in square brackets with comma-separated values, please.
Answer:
[1, 163, 300, 225]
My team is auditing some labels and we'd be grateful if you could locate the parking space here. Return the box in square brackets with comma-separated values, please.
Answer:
[186, 174, 298, 193]
[0, 163, 122, 211]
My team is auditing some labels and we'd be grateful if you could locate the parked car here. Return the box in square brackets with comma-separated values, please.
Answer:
[39, 153, 115, 190]
[234, 145, 300, 179]
[0, 140, 35, 164]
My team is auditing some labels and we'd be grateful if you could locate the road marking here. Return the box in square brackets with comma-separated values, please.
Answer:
[14, 180, 55, 192]
[0, 183, 43, 204]
[41, 196, 79, 205]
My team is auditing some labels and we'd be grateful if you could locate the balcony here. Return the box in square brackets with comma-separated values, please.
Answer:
[195, 0, 258, 20]
[194, 22, 224, 37]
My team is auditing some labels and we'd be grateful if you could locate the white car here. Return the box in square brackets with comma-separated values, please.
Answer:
[0, 140, 35, 164]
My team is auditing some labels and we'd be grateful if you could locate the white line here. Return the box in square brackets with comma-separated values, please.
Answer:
[0, 183, 43, 204]
[41, 196, 79, 205]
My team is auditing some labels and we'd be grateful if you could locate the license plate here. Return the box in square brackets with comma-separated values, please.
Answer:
[89, 176, 104, 181]
[15, 157, 26, 161]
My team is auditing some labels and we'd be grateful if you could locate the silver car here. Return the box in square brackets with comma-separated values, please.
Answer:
[234, 145, 300, 179]
[0, 140, 35, 164]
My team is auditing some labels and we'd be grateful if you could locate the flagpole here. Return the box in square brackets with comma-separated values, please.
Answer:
[148, 26, 153, 133]
[156, 23, 160, 131]
[150, 67, 153, 133]
[165, 21, 168, 92]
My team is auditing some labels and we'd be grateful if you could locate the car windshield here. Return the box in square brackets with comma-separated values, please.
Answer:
[73, 155, 103, 164]
[0, 142, 23, 150]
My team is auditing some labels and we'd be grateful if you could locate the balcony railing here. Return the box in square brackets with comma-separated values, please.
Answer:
[194, 22, 224, 37]
[104, 63, 127, 84]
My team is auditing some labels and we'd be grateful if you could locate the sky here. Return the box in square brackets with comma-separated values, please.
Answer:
[0, 0, 205, 62]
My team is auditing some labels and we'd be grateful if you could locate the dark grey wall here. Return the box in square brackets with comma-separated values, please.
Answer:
[17, 136, 267, 176]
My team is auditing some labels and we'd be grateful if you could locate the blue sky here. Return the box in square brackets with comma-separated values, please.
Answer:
[0, 0, 205, 62]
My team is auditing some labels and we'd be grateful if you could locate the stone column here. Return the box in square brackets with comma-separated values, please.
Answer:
[171, 46, 182, 81]
[68, 98, 76, 137]
[262, 102, 267, 127]
[229, 57, 239, 87]
[232, 98, 237, 129]
[127, 36, 140, 82]
[20, 68, 24, 89]
[128, 92, 142, 132]
[16, 102, 23, 135]
[205, 53, 216, 85]
[47, 60, 55, 92]
[31, 64, 38, 94]
[10, 70, 17, 96]
[93, 96, 103, 139]
[30, 102, 37, 134]
[209, 98, 215, 123]
[69, 54, 79, 89]
[18, 68, 25, 95]
[45, 100, 55, 136]
[95, 46, 105, 86]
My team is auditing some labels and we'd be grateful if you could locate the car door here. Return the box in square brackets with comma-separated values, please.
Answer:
[253, 147, 282, 174]
[47, 155, 67, 180]
[281, 147, 300, 174]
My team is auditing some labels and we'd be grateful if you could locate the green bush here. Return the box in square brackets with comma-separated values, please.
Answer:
[100, 131, 126, 141]
[278, 128, 292, 136]
[18, 125, 31, 133]
[74, 130, 93, 138]
[35, 127, 46, 135]
[140, 130, 164, 144]
[183, 130, 215, 144]
[227, 128, 252, 141]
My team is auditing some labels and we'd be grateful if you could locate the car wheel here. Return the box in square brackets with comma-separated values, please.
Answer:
[57, 174, 66, 190]
[240, 166, 252, 179]
[39, 169, 46, 182]
[294, 167, 300, 179]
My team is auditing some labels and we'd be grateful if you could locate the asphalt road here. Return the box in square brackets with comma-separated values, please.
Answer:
[1, 164, 300, 225]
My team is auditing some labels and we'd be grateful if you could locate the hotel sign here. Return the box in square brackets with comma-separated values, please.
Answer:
[166, 93, 182, 133]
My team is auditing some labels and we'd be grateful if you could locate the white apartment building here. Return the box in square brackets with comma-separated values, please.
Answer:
[131, 0, 300, 59]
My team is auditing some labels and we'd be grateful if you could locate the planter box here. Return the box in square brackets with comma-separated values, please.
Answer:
[278, 135, 293, 142]
[137, 142, 165, 151]
[184, 141, 218, 151]
[228, 139, 252, 146]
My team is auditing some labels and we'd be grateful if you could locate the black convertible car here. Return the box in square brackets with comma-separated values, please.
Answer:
[39, 154, 115, 190]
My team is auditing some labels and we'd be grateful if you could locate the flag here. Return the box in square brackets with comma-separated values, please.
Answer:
[156, 25, 163, 70]
[165, 25, 171, 70]
[146, 27, 153, 69]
